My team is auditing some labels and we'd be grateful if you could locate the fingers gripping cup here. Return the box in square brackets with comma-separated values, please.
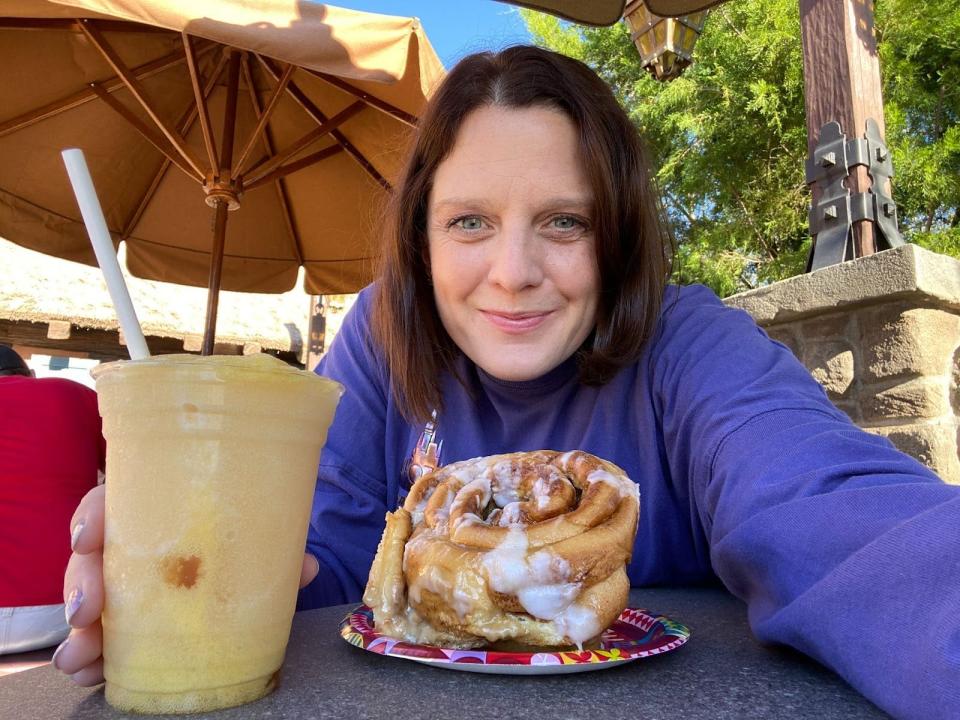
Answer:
[92, 354, 342, 714]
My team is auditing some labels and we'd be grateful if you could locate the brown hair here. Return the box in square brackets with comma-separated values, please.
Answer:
[373, 45, 672, 422]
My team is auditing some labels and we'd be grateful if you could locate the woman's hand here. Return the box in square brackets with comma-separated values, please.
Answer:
[53, 485, 321, 685]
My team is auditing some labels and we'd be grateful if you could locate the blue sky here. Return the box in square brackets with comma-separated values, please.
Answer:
[330, 1, 534, 67]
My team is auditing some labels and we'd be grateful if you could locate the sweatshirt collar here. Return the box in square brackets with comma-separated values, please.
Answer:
[475, 354, 579, 396]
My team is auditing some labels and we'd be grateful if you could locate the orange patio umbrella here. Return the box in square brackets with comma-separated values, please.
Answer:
[0, 0, 444, 354]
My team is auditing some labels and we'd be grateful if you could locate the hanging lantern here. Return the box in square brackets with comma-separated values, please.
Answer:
[623, 1, 710, 80]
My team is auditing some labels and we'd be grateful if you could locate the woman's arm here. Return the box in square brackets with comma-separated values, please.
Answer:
[297, 289, 395, 609]
[654, 285, 959, 720]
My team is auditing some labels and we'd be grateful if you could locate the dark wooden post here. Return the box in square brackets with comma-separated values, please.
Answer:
[799, 0, 886, 257]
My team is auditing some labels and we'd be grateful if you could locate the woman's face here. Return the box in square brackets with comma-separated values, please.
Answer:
[427, 105, 600, 382]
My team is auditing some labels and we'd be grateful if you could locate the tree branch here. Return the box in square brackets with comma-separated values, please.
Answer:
[663, 189, 698, 227]
[730, 188, 778, 261]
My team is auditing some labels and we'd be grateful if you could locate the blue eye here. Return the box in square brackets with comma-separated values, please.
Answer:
[451, 216, 485, 231]
[552, 216, 580, 229]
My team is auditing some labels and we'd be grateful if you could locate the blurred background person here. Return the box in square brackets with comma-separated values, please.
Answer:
[0, 345, 104, 654]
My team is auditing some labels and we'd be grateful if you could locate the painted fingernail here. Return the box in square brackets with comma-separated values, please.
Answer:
[65, 588, 84, 625]
[70, 520, 85, 551]
[51, 639, 69, 670]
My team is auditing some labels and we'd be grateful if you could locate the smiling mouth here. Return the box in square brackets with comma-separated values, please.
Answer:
[481, 310, 552, 333]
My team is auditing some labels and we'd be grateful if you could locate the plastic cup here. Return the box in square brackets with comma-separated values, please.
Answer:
[91, 353, 342, 714]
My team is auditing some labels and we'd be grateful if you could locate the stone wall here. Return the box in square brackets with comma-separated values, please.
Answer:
[725, 244, 960, 484]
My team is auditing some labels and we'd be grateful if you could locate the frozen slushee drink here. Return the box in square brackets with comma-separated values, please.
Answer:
[92, 353, 342, 714]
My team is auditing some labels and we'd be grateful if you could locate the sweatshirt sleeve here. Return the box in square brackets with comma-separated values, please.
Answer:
[653, 285, 960, 720]
[297, 288, 392, 610]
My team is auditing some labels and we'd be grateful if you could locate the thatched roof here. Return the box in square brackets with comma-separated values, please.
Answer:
[0, 238, 310, 353]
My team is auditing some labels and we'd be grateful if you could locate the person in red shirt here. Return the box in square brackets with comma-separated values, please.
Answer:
[0, 345, 105, 654]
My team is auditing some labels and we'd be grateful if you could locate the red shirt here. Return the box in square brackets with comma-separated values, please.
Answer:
[0, 376, 105, 606]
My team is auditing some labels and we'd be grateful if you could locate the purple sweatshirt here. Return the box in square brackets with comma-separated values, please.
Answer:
[299, 283, 959, 720]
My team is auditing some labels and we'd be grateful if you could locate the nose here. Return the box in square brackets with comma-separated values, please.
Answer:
[486, 222, 544, 293]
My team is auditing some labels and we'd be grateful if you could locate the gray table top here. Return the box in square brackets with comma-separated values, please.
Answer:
[0, 587, 889, 719]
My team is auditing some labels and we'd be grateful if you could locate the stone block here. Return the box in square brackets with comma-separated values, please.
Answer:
[866, 421, 960, 485]
[725, 244, 960, 324]
[860, 307, 960, 382]
[765, 324, 801, 358]
[831, 398, 861, 423]
[804, 341, 855, 398]
[799, 312, 852, 341]
[860, 376, 951, 422]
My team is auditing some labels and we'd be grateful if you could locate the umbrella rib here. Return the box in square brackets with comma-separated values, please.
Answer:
[122, 160, 169, 241]
[79, 19, 207, 179]
[242, 55, 303, 266]
[257, 55, 391, 191]
[90, 84, 202, 183]
[244, 146, 344, 191]
[0, 18, 169, 32]
[126, 232, 376, 262]
[0, 41, 215, 139]
[242, 101, 365, 187]
[182, 33, 219, 174]
[233, 63, 296, 178]
[304, 69, 418, 127]
[122, 53, 229, 239]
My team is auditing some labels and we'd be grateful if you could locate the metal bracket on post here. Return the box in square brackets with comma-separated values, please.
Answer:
[805, 118, 904, 272]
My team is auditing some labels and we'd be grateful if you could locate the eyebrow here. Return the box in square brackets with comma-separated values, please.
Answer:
[430, 197, 594, 213]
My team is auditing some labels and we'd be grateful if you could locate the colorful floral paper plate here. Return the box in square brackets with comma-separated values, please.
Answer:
[340, 605, 690, 675]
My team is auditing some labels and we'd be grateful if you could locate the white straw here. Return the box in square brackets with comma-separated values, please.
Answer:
[62, 148, 150, 360]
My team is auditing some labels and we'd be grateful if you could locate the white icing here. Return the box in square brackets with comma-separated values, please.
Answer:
[516, 584, 580, 620]
[481, 530, 579, 619]
[481, 527, 530, 594]
[448, 467, 476, 485]
[493, 487, 520, 507]
[448, 477, 492, 529]
[403, 528, 441, 573]
[498, 502, 524, 526]
[585, 468, 638, 500]
[409, 565, 450, 605]
[410, 487, 433, 527]
[491, 460, 520, 490]
[452, 511, 482, 532]
[409, 566, 478, 621]
[451, 477, 491, 511]
[534, 477, 552, 510]
[585, 469, 618, 485]
[451, 587, 476, 620]
[553, 603, 602, 649]
[527, 548, 570, 581]
[429, 488, 455, 529]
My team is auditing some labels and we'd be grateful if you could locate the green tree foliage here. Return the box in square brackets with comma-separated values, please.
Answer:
[877, 1, 960, 253]
[522, 1, 959, 297]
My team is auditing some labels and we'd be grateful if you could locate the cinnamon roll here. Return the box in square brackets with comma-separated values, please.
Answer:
[363, 450, 639, 648]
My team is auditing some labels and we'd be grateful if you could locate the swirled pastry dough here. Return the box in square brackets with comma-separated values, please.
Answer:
[364, 450, 639, 648]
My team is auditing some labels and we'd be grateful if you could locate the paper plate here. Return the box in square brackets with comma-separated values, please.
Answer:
[340, 605, 690, 675]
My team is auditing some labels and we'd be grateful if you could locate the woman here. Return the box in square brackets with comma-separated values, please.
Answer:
[57, 47, 958, 719]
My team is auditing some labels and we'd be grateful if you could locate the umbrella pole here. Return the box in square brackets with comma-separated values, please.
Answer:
[200, 50, 242, 356]
[201, 199, 228, 355]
